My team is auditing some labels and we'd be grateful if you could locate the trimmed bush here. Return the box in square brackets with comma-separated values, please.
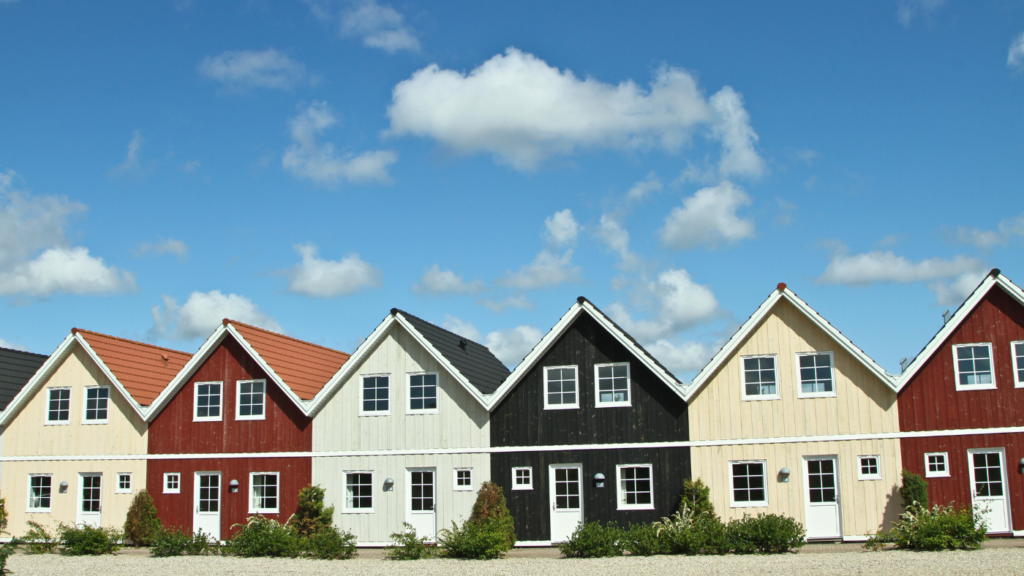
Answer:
[56, 523, 122, 555]
[726, 513, 806, 554]
[865, 502, 986, 551]
[22, 521, 58, 554]
[150, 526, 212, 557]
[899, 469, 929, 510]
[124, 489, 161, 546]
[305, 526, 357, 560]
[288, 485, 335, 538]
[558, 521, 624, 558]
[384, 523, 434, 560]
[438, 481, 517, 559]
[622, 522, 665, 556]
[679, 478, 715, 518]
[226, 516, 301, 558]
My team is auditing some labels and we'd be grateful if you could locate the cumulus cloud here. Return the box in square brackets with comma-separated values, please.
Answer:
[198, 49, 313, 92]
[412, 265, 484, 296]
[817, 250, 986, 286]
[0, 248, 137, 297]
[497, 250, 581, 290]
[544, 209, 580, 247]
[307, 0, 419, 53]
[286, 243, 382, 297]
[150, 291, 282, 341]
[485, 325, 543, 366]
[595, 214, 642, 270]
[659, 181, 755, 250]
[133, 238, 188, 260]
[645, 339, 716, 373]
[626, 172, 662, 202]
[1011, 32, 1024, 70]
[475, 294, 533, 313]
[952, 214, 1024, 249]
[386, 48, 763, 172]
[0, 337, 28, 351]
[441, 315, 482, 343]
[897, 0, 946, 27]
[605, 268, 719, 342]
[108, 131, 146, 178]
[283, 101, 397, 186]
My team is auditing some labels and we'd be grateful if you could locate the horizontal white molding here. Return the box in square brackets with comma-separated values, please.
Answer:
[515, 540, 553, 547]
[4, 425, 1024, 462]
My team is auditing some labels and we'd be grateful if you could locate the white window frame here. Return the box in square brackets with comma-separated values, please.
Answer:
[615, 463, 654, 511]
[81, 385, 110, 424]
[594, 362, 631, 408]
[406, 372, 440, 415]
[163, 472, 181, 494]
[115, 472, 133, 493]
[453, 468, 473, 491]
[512, 467, 533, 490]
[795, 351, 837, 399]
[857, 455, 882, 481]
[44, 387, 72, 425]
[1011, 341, 1024, 388]
[729, 460, 769, 507]
[740, 355, 780, 401]
[952, 343, 997, 391]
[193, 381, 224, 422]
[235, 379, 267, 421]
[359, 374, 391, 416]
[248, 471, 280, 514]
[925, 452, 950, 478]
[27, 474, 52, 512]
[543, 365, 580, 410]
[341, 470, 375, 514]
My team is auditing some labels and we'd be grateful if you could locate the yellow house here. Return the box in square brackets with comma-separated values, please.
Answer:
[0, 329, 190, 535]
[683, 284, 902, 541]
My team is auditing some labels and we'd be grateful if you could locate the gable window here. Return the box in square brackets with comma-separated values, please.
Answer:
[544, 366, 579, 409]
[953, 344, 995, 390]
[1012, 342, 1024, 388]
[797, 352, 835, 398]
[858, 456, 881, 480]
[925, 453, 950, 478]
[512, 467, 533, 490]
[454, 468, 473, 491]
[194, 382, 223, 421]
[595, 363, 630, 407]
[28, 475, 52, 511]
[163, 473, 180, 494]
[408, 373, 439, 413]
[742, 356, 779, 400]
[235, 379, 266, 421]
[83, 386, 109, 423]
[361, 375, 390, 415]
[730, 461, 768, 507]
[46, 388, 71, 424]
[250, 472, 279, 514]
[343, 472, 373, 513]
[616, 464, 654, 510]
[116, 473, 132, 493]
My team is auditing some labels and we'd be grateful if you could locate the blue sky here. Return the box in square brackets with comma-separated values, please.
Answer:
[2, 0, 1023, 379]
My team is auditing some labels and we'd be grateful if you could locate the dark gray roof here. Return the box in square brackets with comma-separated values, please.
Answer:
[394, 309, 510, 395]
[0, 347, 48, 412]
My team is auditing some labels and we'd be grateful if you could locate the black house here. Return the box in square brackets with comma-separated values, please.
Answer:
[488, 297, 690, 544]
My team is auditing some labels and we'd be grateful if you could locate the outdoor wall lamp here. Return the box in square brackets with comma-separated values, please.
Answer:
[1019, 458, 1024, 473]
[594, 473, 606, 488]
[778, 468, 791, 483]
[59, 481, 68, 494]
[383, 478, 395, 492]
[229, 479, 239, 493]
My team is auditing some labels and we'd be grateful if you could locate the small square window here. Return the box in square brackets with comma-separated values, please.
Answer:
[84, 387, 109, 422]
[1011, 342, 1024, 388]
[46, 388, 71, 424]
[512, 467, 533, 490]
[730, 461, 768, 507]
[164, 473, 181, 494]
[544, 366, 579, 410]
[595, 363, 630, 407]
[742, 356, 779, 400]
[925, 453, 950, 478]
[616, 464, 654, 510]
[116, 472, 132, 493]
[236, 380, 265, 420]
[953, 344, 996, 390]
[250, 472, 279, 514]
[797, 352, 835, 397]
[28, 475, 52, 511]
[408, 373, 439, 413]
[343, 472, 373, 513]
[194, 382, 223, 421]
[454, 468, 473, 491]
[858, 456, 881, 480]
[361, 375, 390, 415]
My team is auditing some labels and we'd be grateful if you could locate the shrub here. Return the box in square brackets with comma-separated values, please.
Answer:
[288, 485, 335, 538]
[384, 523, 434, 560]
[226, 515, 301, 558]
[865, 502, 986, 551]
[150, 526, 212, 557]
[468, 482, 516, 548]
[622, 522, 665, 556]
[557, 521, 624, 558]
[124, 490, 161, 546]
[679, 478, 715, 517]
[304, 526, 357, 560]
[0, 493, 8, 533]
[56, 523, 122, 555]
[899, 469, 929, 510]
[0, 494, 12, 575]
[726, 513, 806, 554]
[655, 510, 729, 555]
[22, 521, 58, 554]
[438, 481, 517, 559]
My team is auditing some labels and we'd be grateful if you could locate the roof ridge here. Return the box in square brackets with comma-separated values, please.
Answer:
[72, 329, 191, 357]
[391, 308, 487, 347]
[0, 347, 47, 358]
[578, 298, 681, 385]
[226, 319, 350, 357]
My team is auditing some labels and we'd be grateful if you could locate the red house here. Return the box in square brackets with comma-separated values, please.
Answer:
[145, 319, 349, 540]
[897, 269, 1024, 536]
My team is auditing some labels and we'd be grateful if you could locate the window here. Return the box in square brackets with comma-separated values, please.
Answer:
[451, 468, 474, 491]
[361, 375, 390, 415]
[544, 366, 579, 409]
[46, 388, 71, 424]
[1012, 341, 1024, 388]
[616, 464, 654, 510]
[163, 473, 181, 494]
[797, 352, 835, 397]
[512, 467, 533, 490]
[83, 386, 109, 423]
[858, 456, 881, 480]
[730, 461, 768, 506]
[194, 382, 223, 421]
[925, 453, 949, 478]
[595, 363, 630, 407]
[742, 356, 779, 400]
[953, 344, 995, 390]
[408, 373, 439, 413]
[116, 473, 132, 493]
[236, 380, 265, 420]
[343, 472, 373, 512]
[250, 472, 279, 513]
[28, 475, 52, 511]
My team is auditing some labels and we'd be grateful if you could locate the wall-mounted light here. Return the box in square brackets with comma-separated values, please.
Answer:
[383, 478, 395, 492]
[594, 473, 606, 488]
[229, 479, 239, 493]
[778, 468, 791, 483]
[59, 481, 68, 494]
[1019, 458, 1024, 473]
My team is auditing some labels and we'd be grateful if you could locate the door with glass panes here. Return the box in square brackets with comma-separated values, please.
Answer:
[968, 448, 1010, 533]
[77, 473, 102, 527]
[803, 456, 841, 539]
[193, 472, 221, 541]
[406, 468, 436, 541]
[549, 464, 583, 543]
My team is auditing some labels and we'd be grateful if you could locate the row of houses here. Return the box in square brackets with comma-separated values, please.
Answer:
[0, 269, 1021, 544]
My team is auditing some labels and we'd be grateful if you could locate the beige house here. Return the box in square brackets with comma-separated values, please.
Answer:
[684, 284, 902, 541]
[0, 329, 190, 535]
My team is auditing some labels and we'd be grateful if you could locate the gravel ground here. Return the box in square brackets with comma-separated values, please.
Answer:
[8, 548, 1024, 576]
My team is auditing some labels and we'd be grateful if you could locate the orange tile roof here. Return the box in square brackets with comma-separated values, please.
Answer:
[227, 320, 350, 400]
[73, 329, 192, 406]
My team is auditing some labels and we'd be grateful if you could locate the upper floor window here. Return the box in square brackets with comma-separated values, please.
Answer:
[544, 366, 579, 410]
[46, 388, 71, 424]
[83, 386, 109, 423]
[953, 344, 995, 390]
[236, 379, 266, 421]
[361, 375, 390, 415]
[595, 363, 630, 407]
[408, 373, 439, 414]
[250, 472, 279, 514]
[742, 356, 779, 400]
[28, 475, 52, 511]
[616, 464, 654, 510]
[1012, 341, 1024, 388]
[797, 352, 835, 398]
[194, 382, 223, 421]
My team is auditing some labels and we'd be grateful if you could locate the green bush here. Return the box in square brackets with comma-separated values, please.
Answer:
[0, 494, 12, 576]
[56, 523, 122, 555]
[304, 526, 357, 560]
[22, 521, 58, 554]
[726, 513, 806, 554]
[150, 526, 212, 557]
[558, 521, 624, 558]
[384, 523, 434, 560]
[438, 481, 517, 559]
[468, 482, 516, 548]
[622, 522, 666, 556]
[123, 490, 161, 546]
[654, 509, 729, 555]
[679, 478, 715, 517]
[288, 485, 335, 538]
[899, 469, 929, 510]
[865, 503, 986, 551]
[226, 516, 301, 558]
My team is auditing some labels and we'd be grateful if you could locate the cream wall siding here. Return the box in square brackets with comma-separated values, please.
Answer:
[692, 440, 902, 537]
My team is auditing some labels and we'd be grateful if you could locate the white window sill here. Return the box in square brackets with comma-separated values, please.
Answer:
[43, 421, 70, 426]
[596, 402, 631, 409]
[249, 509, 280, 515]
[163, 490, 180, 494]
[82, 420, 109, 425]
[730, 502, 768, 508]
[741, 395, 780, 402]
[857, 476, 882, 481]
[511, 486, 533, 491]
[359, 411, 391, 417]
[798, 392, 836, 399]
[617, 504, 654, 511]
[341, 508, 375, 514]
[543, 405, 580, 410]
[406, 409, 440, 415]
[925, 472, 950, 478]
[955, 384, 997, 391]
[235, 416, 266, 421]
[116, 489, 132, 494]
[193, 417, 223, 422]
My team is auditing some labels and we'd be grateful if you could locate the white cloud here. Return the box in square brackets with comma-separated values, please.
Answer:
[412, 265, 485, 296]
[605, 268, 719, 342]
[710, 87, 764, 179]
[0, 247, 137, 297]
[952, 214, 1024, 249]
[626, 172, 662, 202]
[0, 337, 28, 351]
[1011, 32, 1024, 70]
[283, 101, 398, 186]
[475, 294, 533, 313]
[307, 0, 420, 53]
[544, 209, 580, 247]
[659, 181, 755, 250]
[595, 214, 642, 270]
[198, 49, 312, 92]
[441, 315, 482, 343]
[817, 250, 987, 287]
[150, 291, 282, 341]
[498, 249, 581, 290]
[485, 325, 543, 366]
[645, 339, 715, 373]
[897, 0, 946, 27]
[134, 238, 188, 260]
[387, 48, 762, 172]
[108, 131, 145, 178]
[286, 243, 382, 298]
[929, 271, 988, 307]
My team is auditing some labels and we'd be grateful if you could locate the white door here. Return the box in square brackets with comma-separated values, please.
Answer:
[406, 468, 436, 541]
[804, 456, 842, 540]
[77, 473, 102, 527]
[193, 472, 221, 541]
[969, 449, 1010, 533]
[549, 464, 583, 543]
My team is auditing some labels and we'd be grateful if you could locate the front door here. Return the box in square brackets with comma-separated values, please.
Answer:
[193, 472, 221, 541]
[549, 464, 583, 543]
[804, 456, 841, 540]
[77, 473, 102, 527]
[406, 468, 436, 541]
[969, 449, 1010, 533]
